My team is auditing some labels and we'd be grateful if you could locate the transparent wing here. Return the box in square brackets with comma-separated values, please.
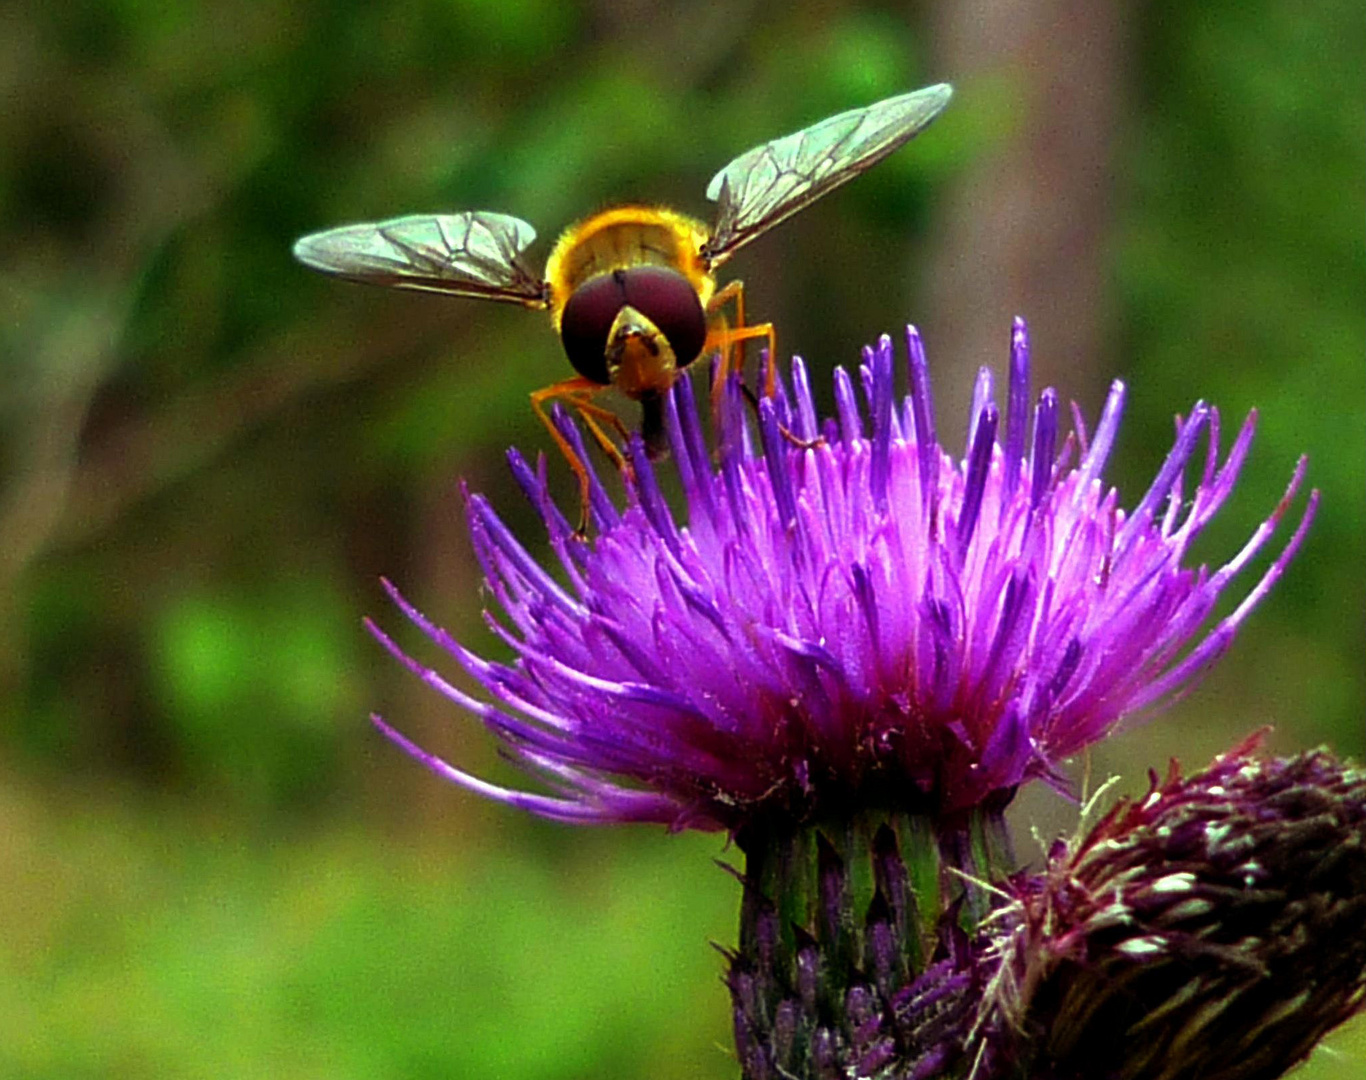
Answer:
[701, 83, 953, 267]
[292, 211, 550, 307]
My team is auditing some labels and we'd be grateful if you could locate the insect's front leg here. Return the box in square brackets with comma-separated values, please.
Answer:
[704, 281, 820, 452]
[705, 278, 777, 399]
[530, 377, 632, 535]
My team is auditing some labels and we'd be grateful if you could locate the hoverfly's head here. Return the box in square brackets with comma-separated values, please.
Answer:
[603, 304, 676, 399]
[558, 266, 707, 398]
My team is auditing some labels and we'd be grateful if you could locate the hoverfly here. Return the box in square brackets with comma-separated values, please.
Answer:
[294, 83, 952, 510]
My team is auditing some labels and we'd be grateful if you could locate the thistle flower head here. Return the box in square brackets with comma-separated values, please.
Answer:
[977, 737, 1366, 1080]
[370, 319, 1315, 830]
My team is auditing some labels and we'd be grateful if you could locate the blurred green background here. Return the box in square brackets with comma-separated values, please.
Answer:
[2, 1, 1362, 1077]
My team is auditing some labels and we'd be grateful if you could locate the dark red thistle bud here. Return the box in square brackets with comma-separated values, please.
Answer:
[979, 737, 1366, 1080]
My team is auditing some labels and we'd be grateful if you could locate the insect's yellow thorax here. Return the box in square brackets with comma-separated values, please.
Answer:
[544, 206, 714, 328]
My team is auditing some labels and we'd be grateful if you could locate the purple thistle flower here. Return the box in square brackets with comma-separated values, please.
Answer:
[368, 318, 1316, 829]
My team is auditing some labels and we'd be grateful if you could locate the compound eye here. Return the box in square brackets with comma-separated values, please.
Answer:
[619, 266, 707, 368]
[559, 266, 709, 382]
[559, 273, 626, 384]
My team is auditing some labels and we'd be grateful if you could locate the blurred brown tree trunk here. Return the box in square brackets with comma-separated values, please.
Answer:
[921, 0, 1129, 434]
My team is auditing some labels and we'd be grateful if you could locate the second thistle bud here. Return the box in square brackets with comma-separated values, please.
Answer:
[979, 739, 1366, 1080]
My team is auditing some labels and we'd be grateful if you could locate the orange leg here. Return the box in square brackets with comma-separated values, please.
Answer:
[530, 377, 632, 532]
[707, 326, 777, 434]
[703, 280, 819, 450]
[705, 278, 777, 398]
